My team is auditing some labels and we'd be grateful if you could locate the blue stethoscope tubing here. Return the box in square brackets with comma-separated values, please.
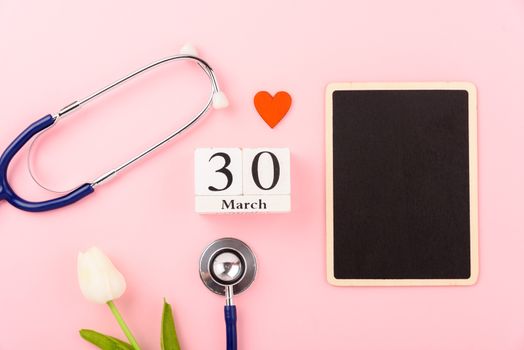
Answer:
[0, 52, 226, 212]
[225, 305, 237, 350]
[0, 114, 94, 211]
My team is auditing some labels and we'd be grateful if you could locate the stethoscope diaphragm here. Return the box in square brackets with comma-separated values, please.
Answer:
[199, 238, 257, 296]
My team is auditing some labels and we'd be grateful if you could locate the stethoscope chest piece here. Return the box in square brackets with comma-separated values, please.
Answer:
[199, 238, 257, 350]
[199, 238, 257, 296]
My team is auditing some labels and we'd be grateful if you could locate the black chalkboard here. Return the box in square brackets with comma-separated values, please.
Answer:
[326, 83, 478, 286]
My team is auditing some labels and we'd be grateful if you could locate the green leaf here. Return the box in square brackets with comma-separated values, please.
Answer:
[161, 299, 181, 350]
[80, 329, 134, 350]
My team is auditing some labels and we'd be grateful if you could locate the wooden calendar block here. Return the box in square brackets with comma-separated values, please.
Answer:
[194, 147, 291, 214]
[242, 148, 290, 195]
[194, 148, 243, 196]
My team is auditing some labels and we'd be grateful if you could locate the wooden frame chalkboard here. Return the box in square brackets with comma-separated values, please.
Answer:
[326, 82, 478, 286]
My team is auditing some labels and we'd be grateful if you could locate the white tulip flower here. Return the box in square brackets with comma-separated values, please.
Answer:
[77, 247, 127, 304]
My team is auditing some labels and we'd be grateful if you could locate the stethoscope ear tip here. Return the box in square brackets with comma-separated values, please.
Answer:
[178, 43, 228, 110]
[180, 43, 199, 57]
[212, 91, 229, 109]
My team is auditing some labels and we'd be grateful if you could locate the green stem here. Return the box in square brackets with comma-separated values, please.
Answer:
[107, 300, 141, 350]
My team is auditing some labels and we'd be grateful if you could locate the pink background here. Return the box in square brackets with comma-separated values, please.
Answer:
[1, 0, 524, 349]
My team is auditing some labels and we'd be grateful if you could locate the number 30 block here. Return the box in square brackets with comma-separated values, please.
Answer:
[195, 148, 291, 213]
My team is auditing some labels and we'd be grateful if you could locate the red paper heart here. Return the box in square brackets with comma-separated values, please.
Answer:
[254, 91, 292, 128]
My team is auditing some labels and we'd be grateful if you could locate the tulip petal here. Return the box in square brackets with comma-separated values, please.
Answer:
[77, 247, 127, 304]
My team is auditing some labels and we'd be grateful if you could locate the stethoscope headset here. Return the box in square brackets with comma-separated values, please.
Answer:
[0, 45, 228, 212]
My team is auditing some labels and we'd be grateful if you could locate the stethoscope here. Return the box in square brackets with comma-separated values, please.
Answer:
[0, 45, 228, 212]
[199, 238, 257, 350]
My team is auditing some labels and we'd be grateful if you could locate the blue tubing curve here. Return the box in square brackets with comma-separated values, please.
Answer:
[0, 115, 94, 212]
[225, 305, 237, 350]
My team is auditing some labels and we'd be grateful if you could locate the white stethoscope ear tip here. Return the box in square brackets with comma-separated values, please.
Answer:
[212, 91, 229, 109]
[180, 43, 198, 56]
[179, 44, 227, 109]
